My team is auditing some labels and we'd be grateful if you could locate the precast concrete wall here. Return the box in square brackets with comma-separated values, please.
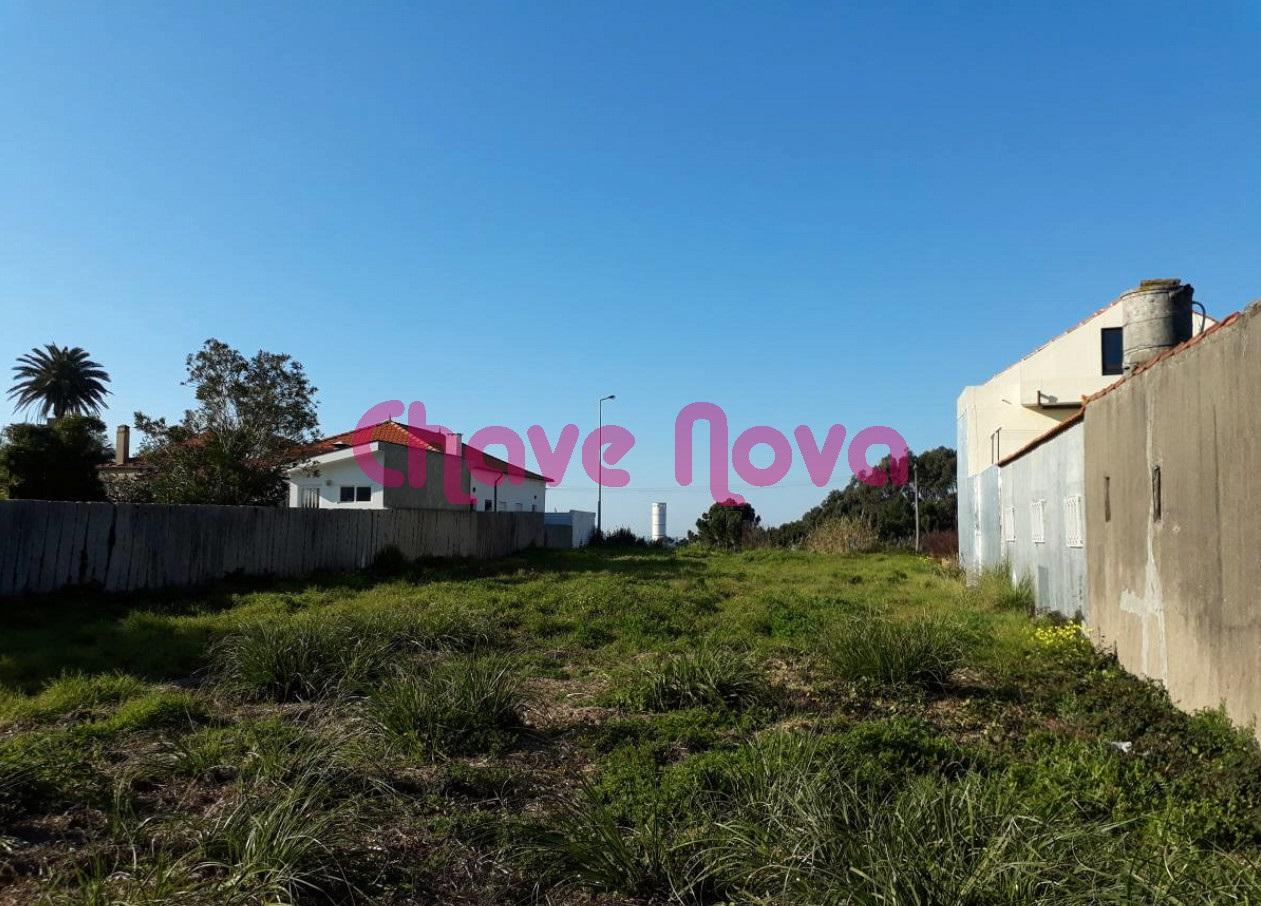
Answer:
[0, 502, 544, 597]
[1086, 301, 1261, 732]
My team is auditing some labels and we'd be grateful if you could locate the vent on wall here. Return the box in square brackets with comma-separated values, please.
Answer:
[1064, 495, 1084, 548]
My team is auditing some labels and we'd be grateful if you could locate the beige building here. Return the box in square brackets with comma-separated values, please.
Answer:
[956, 286, 1210, 574]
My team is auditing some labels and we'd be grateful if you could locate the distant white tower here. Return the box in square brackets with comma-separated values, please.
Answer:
[650, 502, 667, 542]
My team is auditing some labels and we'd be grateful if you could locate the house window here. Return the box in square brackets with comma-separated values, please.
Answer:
[1101, 327, 1123, 376]
[484, 500, 493, 512]
[300, 487, 320, 509]
[339, 486, 355, 503]
[1031, 500, 1046, 544]
[1003, 506, 1016, 542]
[340, 486, 372, 503]
[1064, 495, 1084, 548]
[356, 486, 371, 502]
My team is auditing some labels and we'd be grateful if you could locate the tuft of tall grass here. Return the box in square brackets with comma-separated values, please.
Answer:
[210, 604, 504, 702]
[210, 613, 391, 701]
[518, 783, 686, 901]
[629, 647, 770, 711]
[195, 766, 361, 904]
[818, 613, 970, 689]
[972, 565, 1036, 614]
[370, 654, 525, 758]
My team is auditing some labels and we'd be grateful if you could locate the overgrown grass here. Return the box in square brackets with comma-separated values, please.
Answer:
[817, 612, 972, 688]
[370, 653, 526, 758]
[4, 546, 1261, 905]
[623, 646, 771, 711]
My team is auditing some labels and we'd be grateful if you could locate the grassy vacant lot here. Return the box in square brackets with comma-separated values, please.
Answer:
[2, 547, 1261, 905]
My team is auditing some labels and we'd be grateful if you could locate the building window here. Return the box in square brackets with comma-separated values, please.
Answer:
[1031, 500, 1046, 544]
[339, 486, 354, 503]
[340, 486, 372, 503]
[1152, 466, 1161, 522]
[356, 486, 371, 502]
[1003, 506, 1016, 542]
[300, 488, 320, 509]
[1101, 327, 1123, 376]
[1064, 495, 1084, 548]
[484, 500, 493, 512]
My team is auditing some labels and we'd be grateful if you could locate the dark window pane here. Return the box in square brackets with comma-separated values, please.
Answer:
[1101, 327, 1123, 375]
[339, 486, 355, 503]
[356, 486, 371, 502]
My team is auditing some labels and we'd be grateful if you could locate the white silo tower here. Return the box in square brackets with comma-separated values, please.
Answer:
[650, 502, 667, 542]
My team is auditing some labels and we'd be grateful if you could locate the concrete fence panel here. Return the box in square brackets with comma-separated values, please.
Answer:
[0, 502, 545, 597]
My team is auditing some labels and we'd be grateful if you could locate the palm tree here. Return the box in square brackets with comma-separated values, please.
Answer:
[9, 344, 111, 419]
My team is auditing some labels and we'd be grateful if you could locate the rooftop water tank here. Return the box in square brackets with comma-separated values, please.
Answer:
[1121, 279, 1195, 375]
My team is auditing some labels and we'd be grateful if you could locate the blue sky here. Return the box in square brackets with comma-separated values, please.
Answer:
[3, 2, 1259, 534]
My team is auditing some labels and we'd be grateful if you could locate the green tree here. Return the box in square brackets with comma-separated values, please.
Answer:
[691, 499, 760, 549]
[8, 344, 111, 419]
[770, 447, 957, 547]
[131, 339, 320, 506]
[0, 416, 109, 500]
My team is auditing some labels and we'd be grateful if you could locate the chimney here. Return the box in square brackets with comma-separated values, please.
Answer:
[115, 425, 130, 465]
[1121, 279, 1195, 375]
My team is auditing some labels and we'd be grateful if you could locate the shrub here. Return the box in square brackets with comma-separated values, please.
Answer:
[818, 613, 970, 688]
[370, 654, 525, 758]
[628, 647, 770, 712]
[803, 516, 880, 554]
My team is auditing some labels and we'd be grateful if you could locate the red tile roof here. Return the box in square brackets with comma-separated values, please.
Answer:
[305, 420, 552, 483]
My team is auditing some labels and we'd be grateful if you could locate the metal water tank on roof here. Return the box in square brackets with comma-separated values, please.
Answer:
[1121, 279, 1195, 375]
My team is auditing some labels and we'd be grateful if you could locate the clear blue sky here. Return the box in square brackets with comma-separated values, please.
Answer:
[3, 2, 1259, 533]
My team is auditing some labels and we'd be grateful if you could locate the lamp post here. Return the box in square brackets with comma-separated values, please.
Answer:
[597, 394, 615, 536]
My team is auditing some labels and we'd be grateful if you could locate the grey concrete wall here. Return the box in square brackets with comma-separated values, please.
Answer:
[380, 446, 470, 510]
[1086, 301, 1261, 732]
[999, 421, 1087, 618]
[0, 502, 544, 597]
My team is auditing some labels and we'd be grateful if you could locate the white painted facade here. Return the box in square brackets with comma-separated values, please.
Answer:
[287, 440, 548, 513]
[470, 472, 547, 513]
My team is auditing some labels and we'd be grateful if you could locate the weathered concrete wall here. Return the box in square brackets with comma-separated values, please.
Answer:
[1086, 301, 1261, 731]
[959, 461, 1002, 575]
[999, 419, 1087, 618]
[0, 502, 544, 597]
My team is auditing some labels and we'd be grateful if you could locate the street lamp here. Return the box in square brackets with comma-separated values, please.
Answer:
[597, 394, 615, 536]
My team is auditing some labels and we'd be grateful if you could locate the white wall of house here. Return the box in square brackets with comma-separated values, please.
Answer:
[288, 441, 546, 513]
[288, 445, 386, 510]
[470, 472, 547, 513]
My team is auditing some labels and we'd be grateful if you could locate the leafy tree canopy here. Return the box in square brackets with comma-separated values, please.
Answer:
[130, 339, 319, 506]
[691, 499, 761, 549]
[0, 416, 109, 501]
[769, 447, 957, 546]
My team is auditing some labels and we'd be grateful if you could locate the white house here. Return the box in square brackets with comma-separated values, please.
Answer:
[287, 420, 549, 513]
